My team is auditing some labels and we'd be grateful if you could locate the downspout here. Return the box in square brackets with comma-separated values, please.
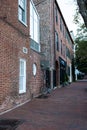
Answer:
[53, 0, 56, 67]
[49, 0, 56, 88]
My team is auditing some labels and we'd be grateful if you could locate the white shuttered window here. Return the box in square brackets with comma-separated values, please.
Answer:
[19, 59, 26, 94]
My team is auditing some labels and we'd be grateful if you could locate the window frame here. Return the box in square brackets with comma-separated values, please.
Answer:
[18, 0, 27, 26]
[61, 40, 63, 55]
[60, 17, 62, 31]
[30, 0, 40, 52]
[55, 31, 59, 51]
[55, 6, 58, 23]
[19, 59, 26, 94]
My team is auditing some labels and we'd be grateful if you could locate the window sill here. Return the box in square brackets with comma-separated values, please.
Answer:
[19, 91, 26, 94]
[30, 47, 40, 53]
[18, 19, 27, 27]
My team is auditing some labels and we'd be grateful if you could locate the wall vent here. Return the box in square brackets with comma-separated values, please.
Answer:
[23, 47, 28, 54]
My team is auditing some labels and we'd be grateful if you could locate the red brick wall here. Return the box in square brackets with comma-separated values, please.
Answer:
[33, 0, 56, 88]
[54, 1, 74, 85]
[34, 0, 55, 62]
[29, 49, 43, 97]
[0, 0, 43, 112]
[32, 0, 74, 87]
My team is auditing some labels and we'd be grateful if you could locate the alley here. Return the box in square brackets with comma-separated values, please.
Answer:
[0, 81, 87, 130]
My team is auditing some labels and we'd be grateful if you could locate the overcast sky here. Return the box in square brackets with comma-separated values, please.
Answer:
[57, 0, 77, 36]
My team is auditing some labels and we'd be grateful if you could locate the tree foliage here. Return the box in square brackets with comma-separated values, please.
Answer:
[74, 0, 87, 74]
[75, 38, 87, 74]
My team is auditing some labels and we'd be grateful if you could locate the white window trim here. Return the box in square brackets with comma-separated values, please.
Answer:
[19, 59, 26, 94]
[30, 0, 40, 52]
[18, 0, 27, 26]
[30, 0, 40, 18]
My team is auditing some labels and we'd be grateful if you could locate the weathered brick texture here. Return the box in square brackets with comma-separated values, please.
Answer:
[33, 0, 74, 86]
[0, 0, 43, 112]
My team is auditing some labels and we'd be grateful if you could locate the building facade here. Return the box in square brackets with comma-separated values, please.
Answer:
[33, 0, 74, 88]
[0, 0, 74, 113]
[0, 0, 43, 112]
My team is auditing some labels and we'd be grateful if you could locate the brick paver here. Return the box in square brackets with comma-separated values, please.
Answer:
[0, 81, 87, 130]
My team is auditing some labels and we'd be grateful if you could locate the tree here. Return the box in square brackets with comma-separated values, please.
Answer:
[76, 23, 87, 40]
[76, 0, 87, 28]
[75, 21, 87, 74]
[75, 37, 87, 74]
[74, 1, 87, 74]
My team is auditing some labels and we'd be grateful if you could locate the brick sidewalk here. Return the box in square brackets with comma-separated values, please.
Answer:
[0, 81, 87, 130]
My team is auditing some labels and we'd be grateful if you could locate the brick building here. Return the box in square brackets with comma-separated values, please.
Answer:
[0, 0, 74, 113]
[0, 0, 43, 112]
[33, 0, 74, 88]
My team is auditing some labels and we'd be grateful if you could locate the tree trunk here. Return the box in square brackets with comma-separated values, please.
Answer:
[77, 0, 87, 27]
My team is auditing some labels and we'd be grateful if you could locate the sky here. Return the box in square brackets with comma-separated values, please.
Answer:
[57, 0, 78, 36]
